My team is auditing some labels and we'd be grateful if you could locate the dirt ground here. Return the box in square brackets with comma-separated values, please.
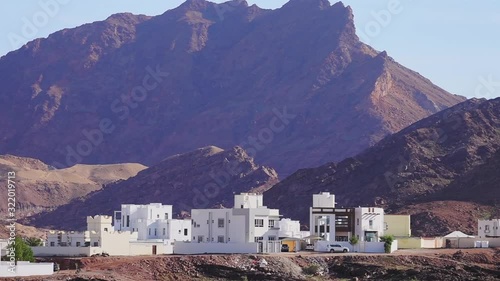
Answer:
[4, 248, 500, 281]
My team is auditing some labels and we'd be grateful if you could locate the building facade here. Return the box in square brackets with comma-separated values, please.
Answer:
[309, 192, 385, 243]
[478, 219, 500, 238]
[384, 215, 411, 238]
[182, 193, 282, 254]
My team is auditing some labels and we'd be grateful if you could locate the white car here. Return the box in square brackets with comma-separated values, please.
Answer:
[305, 244, 315, 251]
[326, 244, 349, 253]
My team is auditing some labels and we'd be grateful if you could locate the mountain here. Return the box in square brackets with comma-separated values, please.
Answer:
[24, 146, 279, 230]
[0, 0, 464, 176]
[0, 155, 146, 218]
[264, 98, 500, 236]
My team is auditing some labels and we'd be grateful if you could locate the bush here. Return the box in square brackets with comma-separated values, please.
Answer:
[302, 264, 320, 275]
[380, 235, 394, 253]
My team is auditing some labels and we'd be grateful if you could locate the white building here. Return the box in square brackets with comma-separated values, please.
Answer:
[478, 219, 500, 238]
[114, 203, 191, 242]
[35, 203, 191, 257]
[309, 192, 336, 242]
[0, 261, 53, 278]
[0, 239, 8, 257]
[278, 218, 309, 239]
[310, 192, 391, 253]
[354, 207, 385, 242]
[175, 193, 282, 254]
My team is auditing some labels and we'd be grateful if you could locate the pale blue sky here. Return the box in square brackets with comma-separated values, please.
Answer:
[1, 0, 499, 98]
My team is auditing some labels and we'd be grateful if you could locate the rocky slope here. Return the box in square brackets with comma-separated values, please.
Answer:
[25, 146, 278, 230]
[0, 155, 146, 218]
[264, 98, 500, 236]
[0, 0, 464, 176]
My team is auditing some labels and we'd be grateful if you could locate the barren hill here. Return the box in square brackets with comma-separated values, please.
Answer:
[0, 0, 464, 176]
[264, 98, 500, 236]
[0, 155, 146, 218]
[25, 146, 278, 230]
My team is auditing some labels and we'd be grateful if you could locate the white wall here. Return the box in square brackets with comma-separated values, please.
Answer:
[0, 261, 53, 277]
[234, 193, 264, 209]
[174, 242, 259, 254]
[278, 219, 302, 238]
[355, 208, 385, 242]
[312, 193, 335, 208]
[33, 246, 96, 257]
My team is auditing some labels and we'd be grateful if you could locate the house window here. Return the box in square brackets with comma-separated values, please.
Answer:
[163, 228, 166, 236]
[218, 236, 225, 243]
[93, 242, 99, 247]
[165, 213, 169, 220]
[149, 228, 151, 236]
[198, 236, 204, 243]
[485, 225, 490, 232]
[178, 230, 181, 234]
[369, 220, 373, 227]
[254, 237, 264, 242]
[357, 218, 359, 226]
[157, 214, 160, 218]
[384, 223, 388, 231]
[255, 219, 264, 227]
[154, 228, 157, 236]
[76, 242, 81, 247]
[218, 218, 225, 228]
[268, 220, 275, 228]
[184, 229, 188, 236]
[104, 228, 108, 232]
[50, 242, 55, 247]
[126, 215, 130, 227]
[268, 236, 276, 241]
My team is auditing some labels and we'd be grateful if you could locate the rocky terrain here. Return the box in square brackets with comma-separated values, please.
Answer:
[0, 0, 464, 176]
[0, 155, 146, 219]
[6, 249, 500, 280]
[25, 146, 278, 230]
[265, 98, 500, 236]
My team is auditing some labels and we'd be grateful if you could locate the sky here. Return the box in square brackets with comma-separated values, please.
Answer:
[0, 0, 499, 99]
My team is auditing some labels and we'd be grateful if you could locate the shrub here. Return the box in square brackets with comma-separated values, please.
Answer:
[302, 264, 320, 275]
[380, 235, 394, 253]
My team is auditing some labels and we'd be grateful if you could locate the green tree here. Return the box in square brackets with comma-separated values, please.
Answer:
[380, 235, 395, 253]
[25, 237, 43, 247]
[349, 235, 359, 252]
[14, 236, 35, 262]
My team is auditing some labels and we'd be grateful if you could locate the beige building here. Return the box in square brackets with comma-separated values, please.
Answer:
[384, 215, 411, 237]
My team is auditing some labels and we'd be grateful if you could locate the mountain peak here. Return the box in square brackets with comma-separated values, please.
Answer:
[284, 0, 332, 10]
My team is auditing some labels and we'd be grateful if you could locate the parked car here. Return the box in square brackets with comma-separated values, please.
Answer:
[305, 244, 315, 251]
[53, 263, 60, 272]
[281, 244, 289, 252]
[326, 244, 349, 253]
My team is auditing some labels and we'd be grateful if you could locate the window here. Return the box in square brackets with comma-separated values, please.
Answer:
[149, 228, 151, 236]
[154, 228, 157, 236]
[50, 242, 55, 247]
[76, 242, 81, 247]
[126, 215, 130, 227]
[335, 236, 348, 242]
[93, 242, 99, 247]
[255, 219, 264, 227]
[369, 220, 373, 227]
[218, 218, 225, 228]
[485, 225, 490, 232]
[384, 223, 389, 231]
[165, 213, 169, 220]
[218, 236, 225, 243]
[184, 229, 188, 236]
[157, 214, 160, 218]
[104, 228, 108, 232]
[254, 237, 264, 242]
[268, 220, 275, 228]
[163, 228, 166, 236]
[197, 236, 204, 243]
[357, 218, 359, 226]
[268, 236, 276, 241]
